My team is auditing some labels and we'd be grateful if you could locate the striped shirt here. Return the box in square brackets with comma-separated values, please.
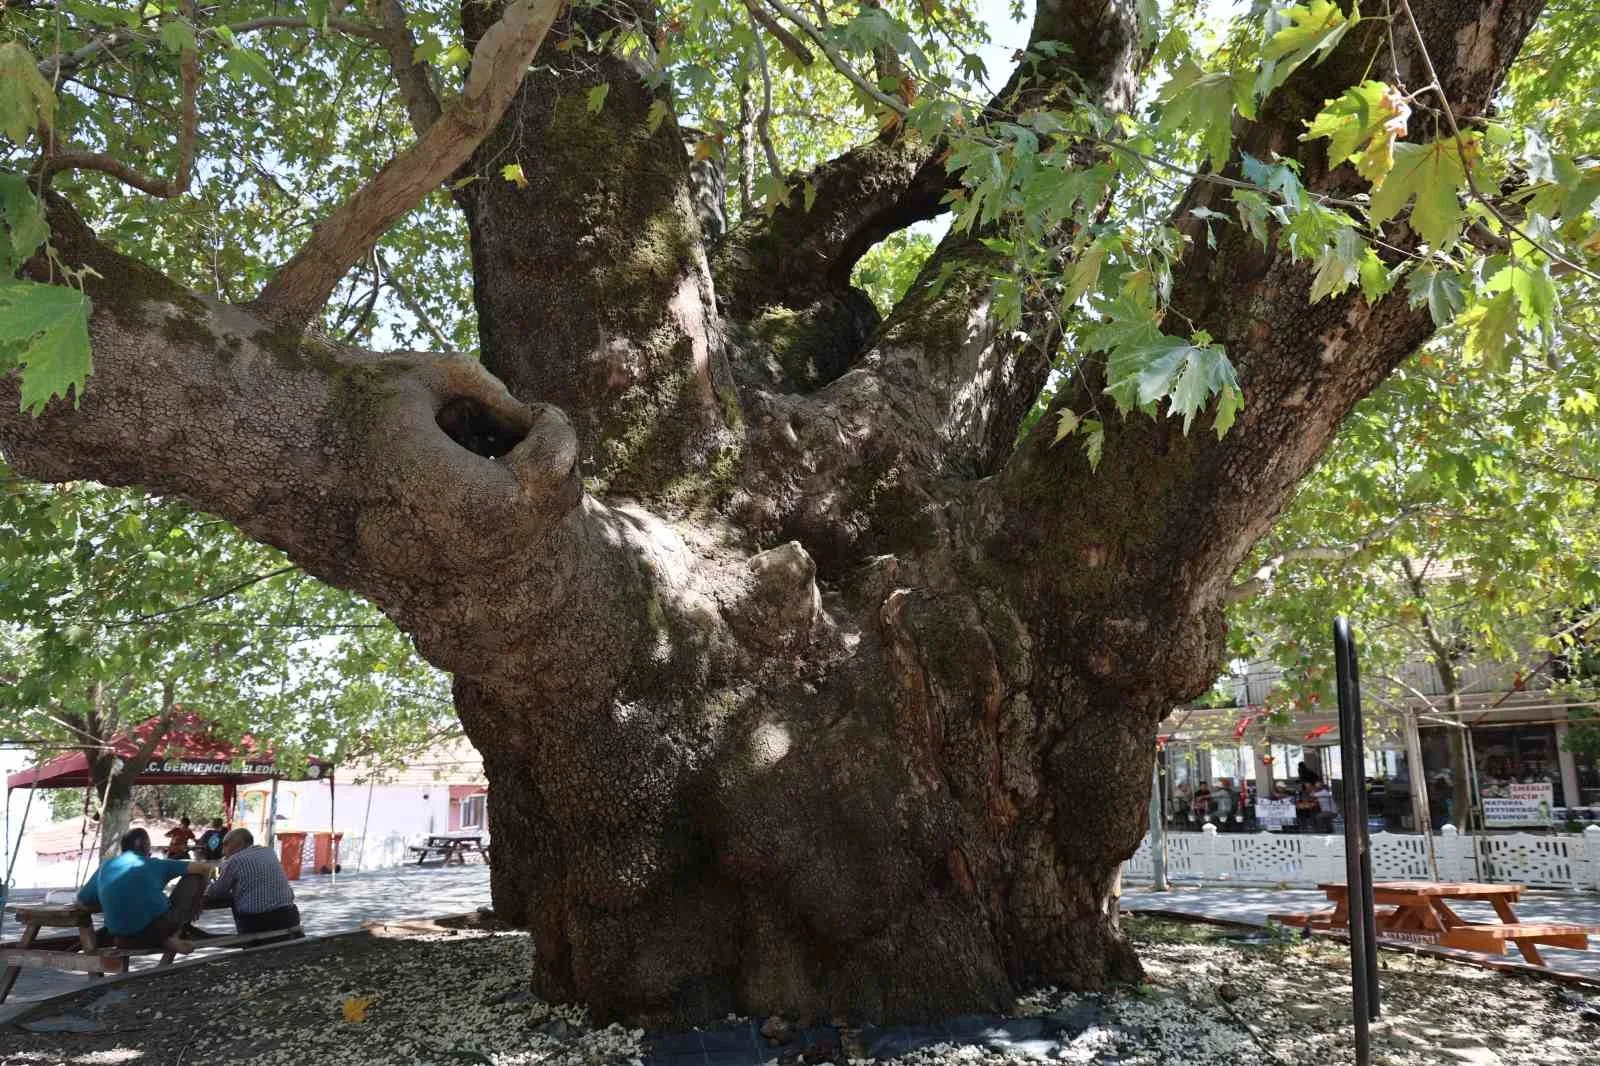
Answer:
[204, 845, 295, 915]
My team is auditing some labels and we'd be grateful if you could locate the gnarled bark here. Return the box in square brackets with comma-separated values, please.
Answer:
[0, 0, 1546, 1029]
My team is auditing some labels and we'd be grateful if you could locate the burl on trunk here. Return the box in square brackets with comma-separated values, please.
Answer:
[0, 0, 1544, 1028]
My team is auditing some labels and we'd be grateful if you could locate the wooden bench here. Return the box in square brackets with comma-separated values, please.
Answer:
[1, 903, 301, 1003]
[1437, 923, 1593, 966]
[1269, 906, 1398, 930]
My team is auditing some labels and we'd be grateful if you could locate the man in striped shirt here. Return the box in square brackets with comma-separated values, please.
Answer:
[203, 828, 301, 936]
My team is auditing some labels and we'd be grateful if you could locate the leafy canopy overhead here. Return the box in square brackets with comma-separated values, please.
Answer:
[0, 2, 1598, 684]
[0, 466, 455, 775]
[0, 0, 1595, 458]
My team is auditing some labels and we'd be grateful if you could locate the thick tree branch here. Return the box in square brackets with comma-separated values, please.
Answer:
[713, 135, 939, 316]
[378, 0, 445, 136]
[743, 0, 813, 66]
[997, 0, 1546, 653]
[729, 0, 1145, 553]
[44, 9, 199, 199]
[736, 78, 757, 213]
[455, 14, 733, 492]
[0, 197, 595, 683]
[254, 0, 564, 321]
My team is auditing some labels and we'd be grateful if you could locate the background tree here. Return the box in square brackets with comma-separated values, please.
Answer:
[1, 0, 1596, 1026]
[1226, 345, 1600, 825]
[47, 784, 220, 824]
[0, 474, 454, 857]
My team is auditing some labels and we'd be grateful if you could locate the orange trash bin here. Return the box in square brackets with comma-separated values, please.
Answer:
[312, 831, 344, 874]
[276, 831, 308, 881]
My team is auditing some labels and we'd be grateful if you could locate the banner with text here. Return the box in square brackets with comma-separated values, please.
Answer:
[1482, 782, 1554, 827]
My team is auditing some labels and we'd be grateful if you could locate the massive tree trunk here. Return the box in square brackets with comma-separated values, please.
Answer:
[0, 0, 1543, 1027]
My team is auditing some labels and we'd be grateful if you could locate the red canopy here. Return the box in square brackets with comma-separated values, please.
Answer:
[7, 713, 326, 790]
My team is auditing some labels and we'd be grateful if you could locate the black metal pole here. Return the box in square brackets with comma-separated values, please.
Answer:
[1334, 617, 1374, 1066]
[1345, 632, 1381, 1021]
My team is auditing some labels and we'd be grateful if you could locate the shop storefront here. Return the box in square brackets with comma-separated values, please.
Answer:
[1160, 695, 1600, 833]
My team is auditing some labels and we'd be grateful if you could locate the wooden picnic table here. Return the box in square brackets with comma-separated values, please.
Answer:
[0, 902, 302, 1003]
[408, 834, 491, 866]
[1270, 881, 1599, 966]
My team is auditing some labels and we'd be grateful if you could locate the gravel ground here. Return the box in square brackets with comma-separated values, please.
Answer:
[3, 915, 1597, 1065]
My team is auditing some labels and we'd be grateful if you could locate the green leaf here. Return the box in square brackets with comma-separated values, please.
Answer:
[1488, 263, 1557, 334]
[587, 82, 611, 114]
[1213, 384, 1242, 439]
[1302, 81, 1387, 165]
[1157, 61, 1236, 168]
[0, 175, 49, 276]
[1466, 289, 1520, 372]
[1308, 225, 1366, 303]
[305, 0, 330, 31]
[1257, 0, 1359, 98]
[1301, 80, 1406, 186]
[224, 47, 275, 89]
[1101, 327, 1239, 433]
[0, 280, 93, 413]
[0, 41, 58, 142]
[645, 98, 669, 134]
[499, 163, 527, 189]
[1080, 419, 1105, 471]
[754, 172, 791, 214]
[158, 18, 198, 55]
[1405, 264, 1465, 325]
[1169, 344, 1243, 434]
[802, 181, 818, 213]
[1053, 408, 1080, 444]
[1356, 248, 1393, 302]
[1063, 238, 1109, 308]
[1369, 137, 1477, 249]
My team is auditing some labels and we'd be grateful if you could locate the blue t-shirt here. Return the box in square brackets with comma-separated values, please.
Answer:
[76, 852, 191, 935]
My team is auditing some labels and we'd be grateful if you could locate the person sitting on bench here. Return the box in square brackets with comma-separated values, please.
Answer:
[204, 828, 300, 935]
[75, 828, 218, 955]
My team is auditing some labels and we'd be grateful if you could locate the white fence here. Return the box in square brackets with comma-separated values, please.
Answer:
[1125, 824, 1600, 891]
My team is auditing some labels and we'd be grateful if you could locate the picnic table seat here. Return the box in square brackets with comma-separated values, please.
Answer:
[1437, 922, 1593, 965]
[1, 902, 302, 1003]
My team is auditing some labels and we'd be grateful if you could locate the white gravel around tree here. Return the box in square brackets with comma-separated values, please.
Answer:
[2, 916, 1595, 1065]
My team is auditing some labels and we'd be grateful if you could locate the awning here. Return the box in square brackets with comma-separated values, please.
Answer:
[7, 712, 326, 790]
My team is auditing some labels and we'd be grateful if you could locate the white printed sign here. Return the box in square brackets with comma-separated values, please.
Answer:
[1256, 798, 1297, 828]
[1482, 782, 1555, 827]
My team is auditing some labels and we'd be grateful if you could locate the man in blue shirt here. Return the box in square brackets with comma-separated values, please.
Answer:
[76, 827, 218, 954]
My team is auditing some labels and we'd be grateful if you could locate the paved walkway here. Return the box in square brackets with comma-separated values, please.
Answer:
[1, 862, 490, 1015]
[1121, 881, 1600, 977]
